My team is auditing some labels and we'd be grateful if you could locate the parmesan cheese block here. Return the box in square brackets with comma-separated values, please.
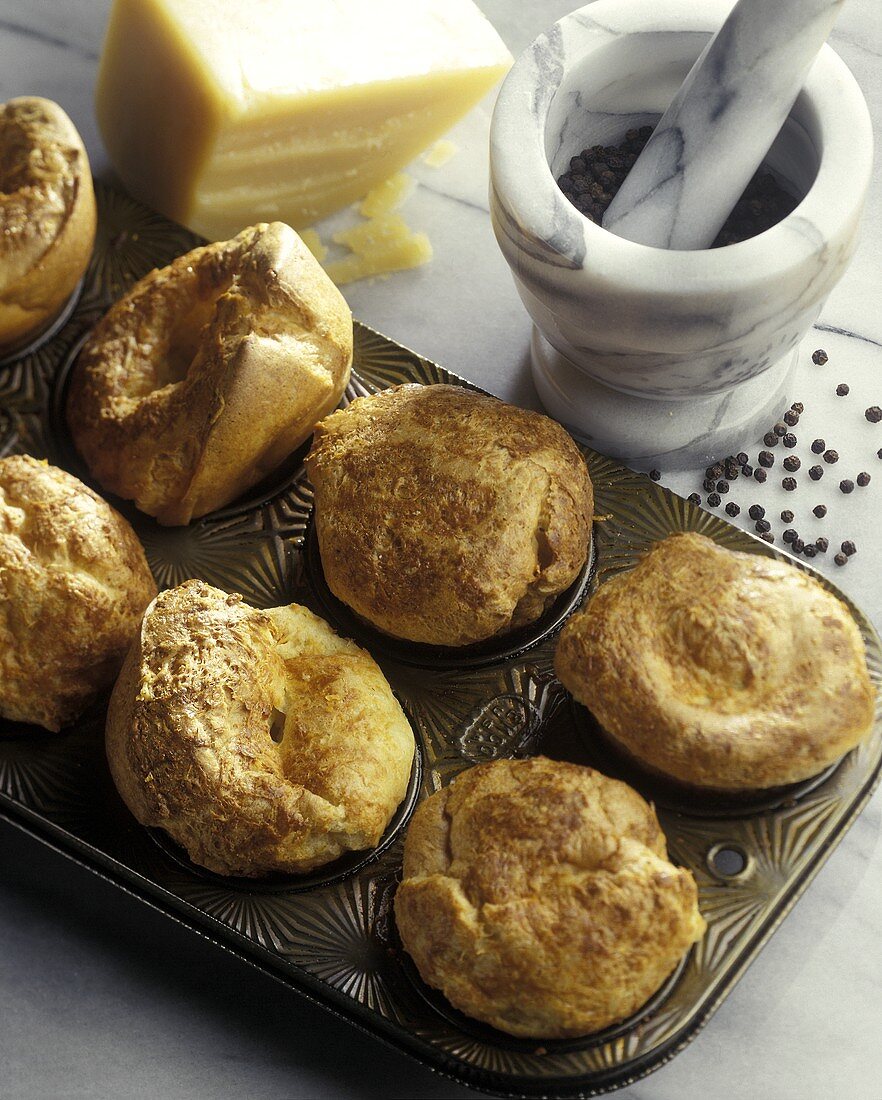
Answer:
[96, 0, 512, 238]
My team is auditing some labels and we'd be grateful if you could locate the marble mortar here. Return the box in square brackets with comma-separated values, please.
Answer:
[489, 0, 873, 468]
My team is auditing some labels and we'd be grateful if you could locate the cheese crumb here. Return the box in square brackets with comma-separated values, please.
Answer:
[422, 139, 458, 168]
[325, 215, 432, 285]
[359, 173, 416, 218]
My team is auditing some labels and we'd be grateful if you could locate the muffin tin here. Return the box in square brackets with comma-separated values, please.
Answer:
[0, 184, 880, 1098]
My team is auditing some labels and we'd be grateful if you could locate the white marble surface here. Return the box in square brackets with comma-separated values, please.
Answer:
[0, 1, 880, 1098]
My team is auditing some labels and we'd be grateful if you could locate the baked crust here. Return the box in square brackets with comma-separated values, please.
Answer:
[555, 533, 876, 791]
[306, 384, 593, 646]
[106, 580, 415, 877]
[0, 96, 96, 351]
[67, 222, 352, 525]
[0, 455, 156, 731]
[395, 757, 704, 1038]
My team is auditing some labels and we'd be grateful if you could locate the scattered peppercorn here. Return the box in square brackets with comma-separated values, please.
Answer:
[836, 383, 850, 396]
[791, 402, 804, 414]
[782, 477, 797, 491]
[763, 432, 779, 447]
[783, 432, 797, 448]
[754, 468, 767, 483]
[717, 480, 730, 494]
[783, 409, 799, 426]
[834, 552, 848, 566]
[748, 504, 765, 520]
[781, 510, 794, 522]
[736, 452, 749, 465]
[758, 451, 775, 468]
[688, 493, 702, 505]
[742, 463, 753, 477]
[707, 492, 721, 507]
[812, 349, 828, 365]
[726, 466, 740, 481]
[783, 529, 798, 543]
[792, 538, 805, 553]
[726, 502, 740, 517]
[649, 469, 661, 481]
[823, 449, 839, 464]
[755, 519, 771, 533]
[809, 465, 823, 481]
[813, 504, 827, 518]
[857, 471, 871, 487]
[783, 455, 801, 472]
[811, 439, 825, 454]
[702, 478, 716, 491]
[816, 537, 829, 552]
[841, 540, 856, 556]
[706, 463, 724, 480]
[877, 448, 882, 460]
[774, 422, 787, 436]
[840, 479, 855, 494]
[803, 544, 818, 558]
[865, 406, 882, 423]
[760, 532, 774, 544]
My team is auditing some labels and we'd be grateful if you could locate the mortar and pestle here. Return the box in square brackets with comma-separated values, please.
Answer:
[489, 0, 872, 468]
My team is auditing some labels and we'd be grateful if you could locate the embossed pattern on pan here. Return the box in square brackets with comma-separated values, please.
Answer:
[0, 184, 880, 1098]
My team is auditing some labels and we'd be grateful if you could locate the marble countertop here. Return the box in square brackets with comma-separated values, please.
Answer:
[0, 1, 880, 1097]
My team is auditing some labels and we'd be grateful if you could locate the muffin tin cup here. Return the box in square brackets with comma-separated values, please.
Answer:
[1, 184, 881, 1098]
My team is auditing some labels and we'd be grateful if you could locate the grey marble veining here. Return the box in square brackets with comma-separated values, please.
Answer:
[603, 0, 846, 249]
[0, 2, 881, 1099]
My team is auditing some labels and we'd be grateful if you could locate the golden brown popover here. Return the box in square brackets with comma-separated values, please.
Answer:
[555, 533, 876, 791]
[306, 384, 593, 647]
[395, 756, 704, 1038]
[0, 455, 156, 731]
[0, 96, 96, 352]
[106, 580, 415, 877]
[67, 222, 352, 525]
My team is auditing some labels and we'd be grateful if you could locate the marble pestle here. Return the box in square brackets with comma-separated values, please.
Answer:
[602, 0, 845, 249]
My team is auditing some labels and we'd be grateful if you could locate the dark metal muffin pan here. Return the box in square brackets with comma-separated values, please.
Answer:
[0, 184, 879, 1098]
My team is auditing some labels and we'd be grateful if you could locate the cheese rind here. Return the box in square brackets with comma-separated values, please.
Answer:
[96, 0, 512, 236]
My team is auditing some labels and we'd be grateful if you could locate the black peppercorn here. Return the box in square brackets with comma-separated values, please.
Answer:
[811, 438, 825, 454]
[783, 529, 798, 543]
[809, 465, 823, 481]
[816, 537, 829, 552]
[748, 504, 765, 520]
[783, 432, 797, 448]
[688, 492, 702, 505]
[836, 383, 850, 396]
[706, 463, 723, 480]
[865, 406, 882, 423]
[760, 532, 774, 544]
[790, 402, 804, 414]
[841, 540, 856, 556]
[792, 538, 805, 553]
[834, 552, 848, 566]
[857, 471, 871, 487]
[782, 477, 797, 491]
[649, 469, 661, 481]
[736, 452, 749, 465]
[813, 504, 827, 518]
[755, 519, 771, 533]
[703, 478, 716, 491]
[763, 432, 779, 447]
[803, 544, 817, 558]
[840, 479, 855, 494]
[812, 349, 828, 365]
[717, 480, 730, 494]
[725, 502, 740, 517]
[754, 468, 767, 483]
[781, 510, 794, 522]
[823, 449, 839, 464]
[742, 463, 753, 477]
[774, 422, 787, 436]
[783, 409, 799, 426]
[707, 492, 721, 507]
[877, 448, 882, 460]
[758, 451, 775, 468]
[783, 455, 801, 472]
